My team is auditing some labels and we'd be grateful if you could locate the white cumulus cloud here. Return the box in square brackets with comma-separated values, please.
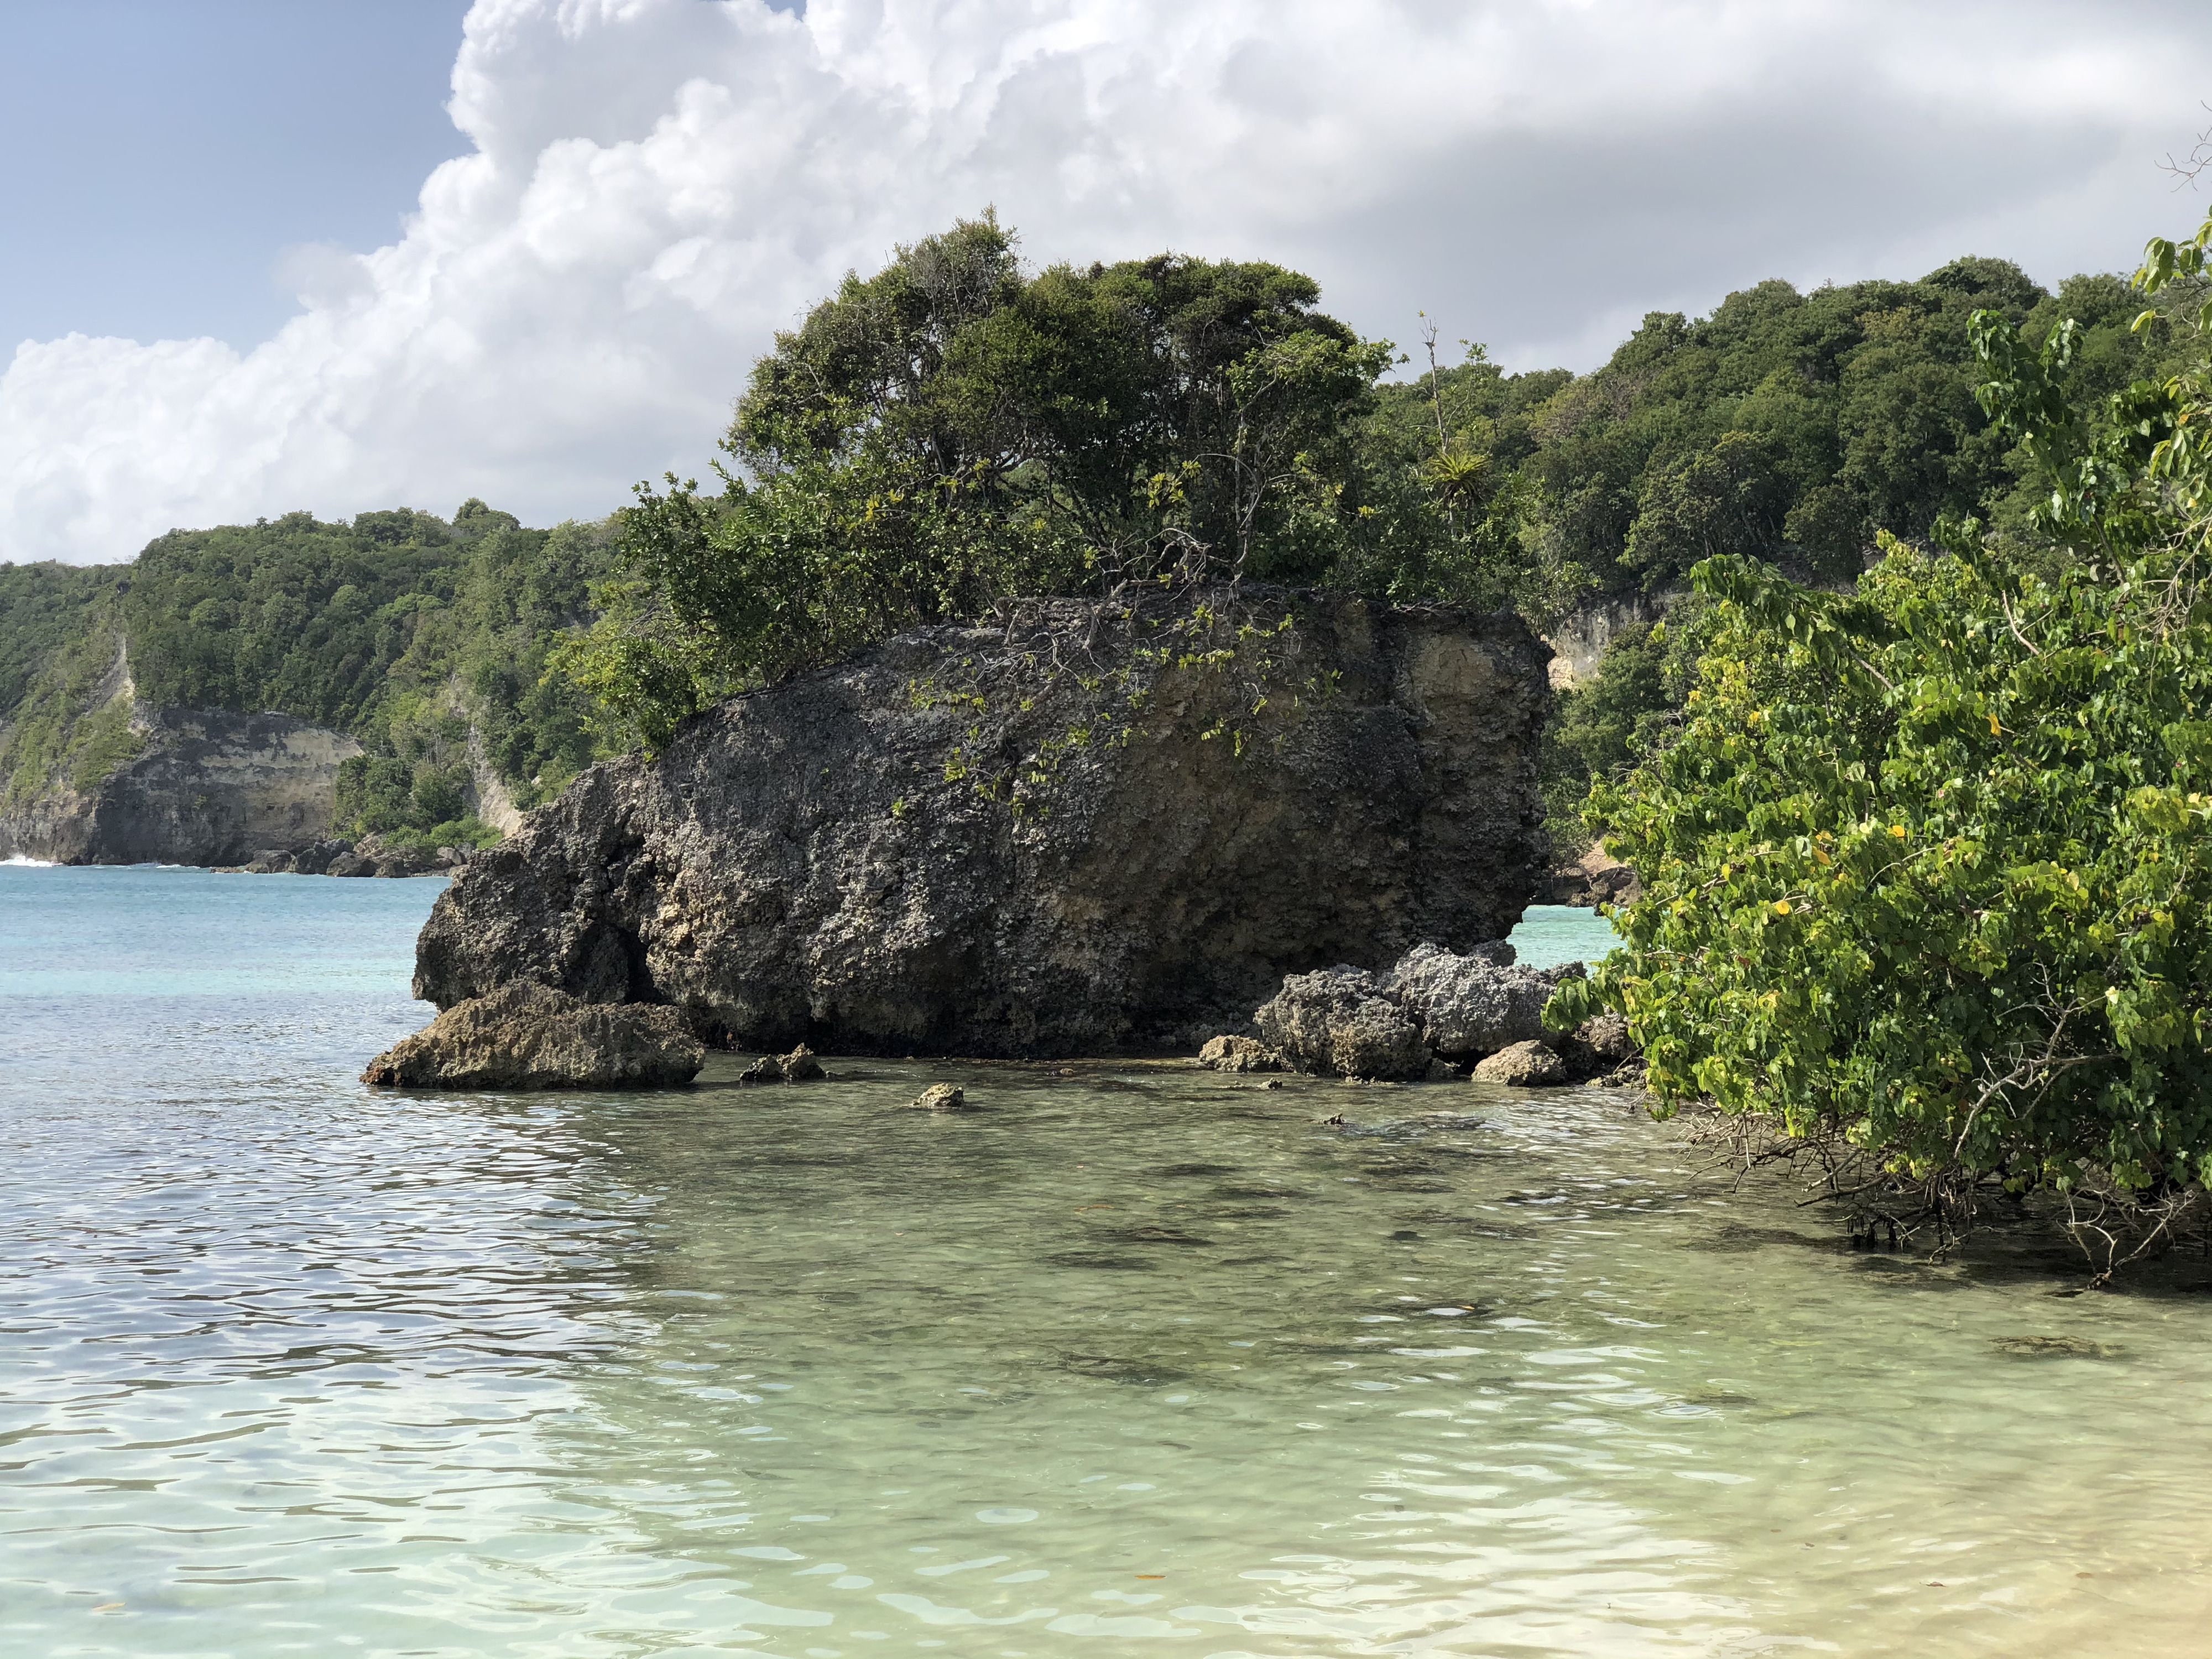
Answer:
[4, 0, 2208, 564]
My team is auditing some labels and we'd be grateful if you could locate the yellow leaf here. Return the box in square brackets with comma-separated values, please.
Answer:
[1987, 713, 2001, 735]
[1773, 899, 1792, 915]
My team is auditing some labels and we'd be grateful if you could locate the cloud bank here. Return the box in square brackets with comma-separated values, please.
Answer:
[6, 0, 2208, 564]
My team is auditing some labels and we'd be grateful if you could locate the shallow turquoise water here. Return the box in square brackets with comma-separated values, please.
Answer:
[4, 870, 2210, 1658]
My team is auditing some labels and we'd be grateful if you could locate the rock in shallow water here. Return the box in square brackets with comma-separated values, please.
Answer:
[1255, 967, 1431, 1081]
[911, 1083, 971, 1112]
[1472, 1040, 1570, 1087]
[1386, 942, 1577, 1061]
[361, 983, 704, 1090]
[1562, 1011, 1635, 1080]
[410, 589, 1550, 1056]
[738, 1045, 825, 1085]
[1197, 1035, 1283, 1073]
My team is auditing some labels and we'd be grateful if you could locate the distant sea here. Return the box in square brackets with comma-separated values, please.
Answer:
[7, 866, 2210, 1659]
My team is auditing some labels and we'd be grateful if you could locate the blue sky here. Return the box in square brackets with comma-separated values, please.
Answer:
[2, 0, 2208, 564]
[0, 1, 470, 349]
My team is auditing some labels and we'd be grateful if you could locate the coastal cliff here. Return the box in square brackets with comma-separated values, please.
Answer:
[414, 590, 1553, 1056]
[0, 695, 363, 866]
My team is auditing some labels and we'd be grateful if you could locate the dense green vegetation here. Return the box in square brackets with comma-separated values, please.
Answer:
[570, 216, 2194, 752]
[3, 217, 2195, 875]
[0, 562, 116, 714]
[1550, 211, 2212, 1268]
[1, 503, 616, 838]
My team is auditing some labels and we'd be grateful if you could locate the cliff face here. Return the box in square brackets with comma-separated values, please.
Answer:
[0, 705, 362, 865]
[415, 591, 1553, 1057]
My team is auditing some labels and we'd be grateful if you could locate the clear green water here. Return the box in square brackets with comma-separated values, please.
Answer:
[5, 869, 2210, 1657]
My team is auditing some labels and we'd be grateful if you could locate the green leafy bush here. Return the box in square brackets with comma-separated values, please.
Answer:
[1552, 212, 2212, 1265]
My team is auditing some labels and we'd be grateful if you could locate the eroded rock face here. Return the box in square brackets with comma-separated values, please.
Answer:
[361, 983, 704, 1090]
[1255, 967, 1432, 1081]
[1386, 942, 1578, 1061]
[414, 590, 1551, 1057]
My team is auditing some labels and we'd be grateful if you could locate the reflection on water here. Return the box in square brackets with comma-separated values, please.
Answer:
[4, 869, 2211, 1657]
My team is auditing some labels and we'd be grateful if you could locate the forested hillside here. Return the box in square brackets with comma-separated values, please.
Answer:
[0, 502, 616, 844]
[1366, 260, 2181, 609]
[1, 226, 2190, 851]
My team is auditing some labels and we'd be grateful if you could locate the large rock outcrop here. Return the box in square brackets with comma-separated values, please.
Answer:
[362, 983, 705, 1090]
[414, 589, 1552, 1056]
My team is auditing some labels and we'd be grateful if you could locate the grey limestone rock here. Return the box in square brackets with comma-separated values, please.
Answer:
[1388, 941, 1580, 1062]
[1255, 966, 1431, 1081]
[361, 983, 704, 1090]
[911, 1083, 970, 1112]
[1473, 1040, 1569, 1087]
[413, 588, 1551, 1057]
[1562, 1011, 1635, 1080]
[738, 1044, 825, 1084]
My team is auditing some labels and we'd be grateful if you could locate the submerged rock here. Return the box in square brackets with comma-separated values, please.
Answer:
[1386, 942, 1578, 1062]
[411, 588, 1550, 1056]
[1472, 1040, 1569, 1087]
[361, 983, 704, 1090]
[1196, 1035, 1283, 1073]
[739, 1045, 826, 1085]
[1561, 1011, 1635, 1080]
[1255, 967, 1431, 1081]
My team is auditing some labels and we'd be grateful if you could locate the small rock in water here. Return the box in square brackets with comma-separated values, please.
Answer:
[911, 1083, 970, 1112]
[1196, 1035, 1284, 1073]
[738, 1044, 825, 1086]
[1992, 1334, 2117, 1360]
[1472, 1040, 1569, 1087]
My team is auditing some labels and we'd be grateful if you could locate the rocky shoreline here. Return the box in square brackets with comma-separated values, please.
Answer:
[213, 832, 479, 879]
[364, 933, 1638, 1093]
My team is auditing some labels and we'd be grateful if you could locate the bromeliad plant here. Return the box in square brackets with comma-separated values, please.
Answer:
[1548, 210, 2212, 1269]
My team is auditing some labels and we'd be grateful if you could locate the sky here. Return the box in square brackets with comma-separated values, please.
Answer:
[3, 0, 2210, 566]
